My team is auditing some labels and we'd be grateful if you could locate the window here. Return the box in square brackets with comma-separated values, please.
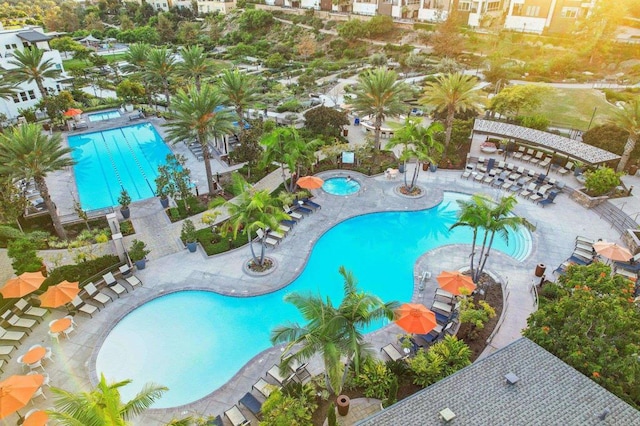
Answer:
[4, 43, 17, 50]
[458, 1, 470, 11]
[28, 90, 36, 100]
[512, 4, 523, 15]
[525, 5, 540, 17]
[561, 7, 579, 18]
[11, 94, 19, 103]
[487, 1, 500, 11]
[20, 92, 29, 102]
[406, 0, 420, 4]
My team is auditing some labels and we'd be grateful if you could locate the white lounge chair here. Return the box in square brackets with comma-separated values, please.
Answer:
[0, 345, 16, 360]
[253, 377, 279, 399]
[125, 275, 143, 289]
[103, 272, 127, 297]
[381, 344, 406, 361]
[1, 311, 37, 332]
[83, 282, 112, 306]
[14, 299, 48, 321]
[256, 229, 279, 248]
[283, 205, 303, 221]
[225, 405, 249, 426]
[70, 296, 99, 318]
[267, 364, 295, 385]
[0, 325, 26, 344]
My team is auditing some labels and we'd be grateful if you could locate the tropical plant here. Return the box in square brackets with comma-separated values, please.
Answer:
[271, 266, 399, 394]
[450, 194, 535, 283]
[7, 238, 43, 275]
[7, 46, 61, 99]
[610, 99, 640, 172]
[351, 67, 409, 150]
[420, 73, 483, 162]
[118, 189, 132, 210]
[0, 176, 28, 231]
[0, 124, 75, 239]
[408, 336, 471, 387]
[352, 358, 394, 399]
[459, 298, 496, 338]
[144, 47, 176, 107]
[128, 239, 150, 262]
[48, 373, 167, 425]
[219, 69, 259, 144]
[383, 375, 399, 408]
[260, 386, 317, 426]
[303, 106, 350, 139]
[583, 167, 621, 196]
[155, 154, 194, 210]
[164, 84, 235, 194]
[122, 43, 153, 106]
[176, 45, 215, 93]
[387, 118, 444, 191]
[180, 219, 197, 244]
[0, 72, 18, 100]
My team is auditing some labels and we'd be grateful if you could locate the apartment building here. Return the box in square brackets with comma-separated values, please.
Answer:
[0, 24, 67, 121]
[504, 0, 597, 33]
[174, 0, 237, 14]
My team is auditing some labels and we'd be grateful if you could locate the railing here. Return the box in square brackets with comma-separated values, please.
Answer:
[59, 206, 115, 225]
[592, 201, 639, 235]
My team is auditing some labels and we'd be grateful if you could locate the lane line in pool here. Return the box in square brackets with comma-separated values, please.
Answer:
[97, 132, 125, 191]
[118, 128, 156, 195]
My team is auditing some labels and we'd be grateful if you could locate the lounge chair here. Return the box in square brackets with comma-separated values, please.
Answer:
[253, 378, 279, 399]
[519, 183, 537, 199]
[576, 236, 595, 245]
[119, 264, 132, 277]
[103, 272, 128, 297]
[267, 364, 295, 385]
[256, 229, 279, 248]
[13, 299, 48, 321]
[83, 282, 112, 307]
[240, 392, 263, 418]
[0, 345, 16, 360]
[381, 344, 406, 361]
[292, 203, 312, 215]
[281, 219, 296, 229]
[302, 198, 321, 210]
[1, 312, 36, 332]
[539, 191, 559, 207]
[613, 253, 640, 272]
[0, 326, 26, 344]
[417, 323, 445, 344]
[71, 296, 99, 318]
[266, 228, 285, 240]
[278, 223, 291, 234]
[558, 162, 573, 175]
[539, 157, 551, 169]
[530, 151, 544, 165]
[283, 206, 303, 221]
[224, 405, 249, 426]
[125, 275, 143, 289]
[513, 146, 525, 159]
[434, 288, 455, 303]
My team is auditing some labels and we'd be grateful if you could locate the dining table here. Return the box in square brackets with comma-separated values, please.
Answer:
[23, 410, 48, 426]
[22, 346, 46, 365]
[49, 317, 72, 333]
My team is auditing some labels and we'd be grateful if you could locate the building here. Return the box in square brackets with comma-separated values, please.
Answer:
[358, 338, 640, 426]
[174, 0, 237, 14]
[0, 24, 68, 121]
[504, 0, 597, 34]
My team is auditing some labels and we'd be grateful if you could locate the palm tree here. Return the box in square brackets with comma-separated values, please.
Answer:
[0, 123, 74, 240]
[351, 67, 409, 150]
[48, 373, 167, 425]
[420, 73, 483, 162]
[123, 43, 153, 107]
[219, 69, 259, 143]
[0, 72, 18, 100]
[450, 194, 535, 282]
[144, 47, 176, 107]
[164, 85, 235, 194]
[271, 266, 399, 395]
[611, 99, 640, 172]
[7, 46, 61, 99]
[387, 118, 444, 191]
[176, 45, 215, 93]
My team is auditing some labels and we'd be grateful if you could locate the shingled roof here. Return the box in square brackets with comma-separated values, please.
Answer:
[357, 338, 640, 426]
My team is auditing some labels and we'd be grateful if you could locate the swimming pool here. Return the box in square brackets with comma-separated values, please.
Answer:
[88, 110, 122, 122]
[95, 192, 532, 408]
[68, 123, 172, 210]
[323, 177, 361, 196]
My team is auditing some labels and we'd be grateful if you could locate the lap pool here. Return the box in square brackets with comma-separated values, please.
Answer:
[95, 192, 532, 408]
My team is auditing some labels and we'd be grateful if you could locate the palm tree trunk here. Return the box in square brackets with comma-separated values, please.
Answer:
[617, 135, 636, 172]
[474, 230, 490, 282]
[469, 229, 478, 279]
[144, 82, 153, 108]
[34, 176, 67, 240]
[403, 160, 408, 188]
[248, 233, 258, 263]
[478, 231, 496, 280]
[195, 75, 201, 93]
[200, 133, 215, 194]
[443, 106, 454, 162]
[410, 161, 420, 189]
[163, 79, 171, 108]
[36, 78, 48, 99]
[236, 106, 245, 144]
[374, 115, 383, 150]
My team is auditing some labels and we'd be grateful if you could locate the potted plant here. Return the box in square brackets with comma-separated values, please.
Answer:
[573, 160, 584, 177]
[118, 189, 131, 219]
[181, 219, 198, 253]
[155, 171, 170, 209]
[128, 239, 150, 270]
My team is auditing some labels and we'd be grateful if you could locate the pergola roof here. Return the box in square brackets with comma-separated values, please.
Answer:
[473, 119, 620, 165]
[17, 30, 51, 43]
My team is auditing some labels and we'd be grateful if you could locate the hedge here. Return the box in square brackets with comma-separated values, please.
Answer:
[42, 255, 121, 289]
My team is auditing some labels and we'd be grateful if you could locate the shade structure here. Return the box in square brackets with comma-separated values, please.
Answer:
[0, 272, 45, 299]
[23, 410, 48, 426]
[395, 303, 437, 334]
[38, 280, 80, 308]
[63, 108, 83, 117]
[0, 374, 44, 419]
[593, 241, 632, 262]
[436, 271, 476, 296]
[296, 176, 324, 190]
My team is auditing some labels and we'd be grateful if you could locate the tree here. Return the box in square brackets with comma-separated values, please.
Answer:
[0, 73, 18, 100]
[164, 85, 235, 194]
[0, 176, 28, 231]
[123, 43, 153, 107]
[387, 118, 444, 191]
[303, 106, 349, 139]
[489, 84, 552, 119]
[175, 46, 213, 93]
[429, 10, 464, 58]
[336, 19, 369, 41]
[610, 99, 640, 172]
[49, 37, 84, 59]
[7, 239, 43, 275]
[351, 67, 409, 150]
[144, 47, 176, 107]
[155, 154, 194, 211]
[176, 22, 201, 45]
[7, 47, 61, 99]
[450, 194, 535, 283]
[116, 79, 146, 104]
[37, 91, 75, 126]
[420, 73, 482, 162]
[574, 0, 629, 65]
[84, 12, 105, 32]
[48, 373, 167, 424]
[156, 13, 176, 44]
[524, 263, 640, 409]
[271, 266, 399, 394]
[582, 124, 630, 158]
[219, 69, 259, 144]
[0, 124, 75, 240]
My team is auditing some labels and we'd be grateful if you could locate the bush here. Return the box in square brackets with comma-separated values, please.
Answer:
[261, 386, 317, 425]
[196, 226, 248, 256]
[7, 238, 43, 275]
[128, 239, 150, 262]
[276, 99, 303, 113]
[584, 167, 621, 196]
[42, 255, 120, 288]
[408, 336, 471, 387]
[352, 358, 394, 399]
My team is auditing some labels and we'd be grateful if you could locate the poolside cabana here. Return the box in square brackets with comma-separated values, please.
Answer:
[471, 119, 621, 168]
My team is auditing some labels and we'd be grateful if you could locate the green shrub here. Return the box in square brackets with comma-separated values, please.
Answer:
[42, 254, 120, 287]
[7, 238, 43, 275]
[119, 220, 135, 236]
[327, 401, 337, 426]
[584, 167, 621, 196]
[196, 226, 247, 256]
[408, 336, 471, 387]
[382, 375, 398, 408]
[276, 99, 303, 113]
[352, 358, 394, 399]
[261, 387, 317, 425]
[539, 282, 568, 301]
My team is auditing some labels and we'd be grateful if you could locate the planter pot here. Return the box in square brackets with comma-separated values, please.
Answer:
[186, 242, 197, 253]
[569, 188, 609, 209]
[120, 207, 130, 219]
[429, 164, 438, 173]
[535, 263, 547, 277]
[134, 259, 146, 270]
[629, 165, 638, 176]
[574, 168, 583, 177]
[422, 162, 429, 171]
[398, 164, 405, 173]
[336, 395, 350, 416]
[160, 197, 169, 208]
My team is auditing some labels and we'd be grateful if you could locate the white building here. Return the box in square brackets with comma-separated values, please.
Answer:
[174, 0, 237, 14]
[0, 25, 68, 121]
[503, 0, 597, 34]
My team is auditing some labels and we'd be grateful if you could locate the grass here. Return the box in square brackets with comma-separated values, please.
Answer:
[538, 88, 619, 130]
[62, 53, 127, 71]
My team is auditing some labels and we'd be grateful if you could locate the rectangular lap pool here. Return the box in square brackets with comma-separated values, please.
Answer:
[88, 110, 122, 122]
[68, 123, 172, 210]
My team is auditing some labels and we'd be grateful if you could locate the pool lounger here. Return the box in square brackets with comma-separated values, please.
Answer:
[102, 272, 128, 297]
[125, 275, 143, 289]
[381, 344, 406, 361]
[240, 392, 263, 417]
[253, 378, 280, 399]
[224, 405, 249, 426]
[267, 364, 295, 385]
[301, 198, 321, 210]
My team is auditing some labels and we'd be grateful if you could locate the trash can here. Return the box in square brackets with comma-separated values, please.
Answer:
[343, 128, 349, 136]
[354, 117, 360, 126]
[535, 263, 546, 277]
[337, 395, 350, 416]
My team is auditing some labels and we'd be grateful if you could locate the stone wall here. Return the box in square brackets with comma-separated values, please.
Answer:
[569, 188, 609, 209]
[622, 229, 640, 255]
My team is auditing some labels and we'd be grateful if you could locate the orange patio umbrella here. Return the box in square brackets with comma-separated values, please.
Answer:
[63, 108, 83, 117]
[296, 176, 324, 190]
[593, 241, 632, 262]
[436, 271, 476, 296]
[0, 374, 44, 419]
[0, 272, 46, 299]
[38, 280, 80, 308]
[395, 303, 437, 334]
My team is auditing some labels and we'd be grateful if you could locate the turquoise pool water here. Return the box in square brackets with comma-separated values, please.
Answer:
[95, 192, 532, 408]
[68, 123, 172, 210]
[323, 177, 361, 195]
[88, 110, 121, 122]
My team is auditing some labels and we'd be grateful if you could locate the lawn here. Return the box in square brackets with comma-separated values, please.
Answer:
[538, 88, 619, 130]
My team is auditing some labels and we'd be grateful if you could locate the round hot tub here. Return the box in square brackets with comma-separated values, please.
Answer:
[323, 177, 361, 195]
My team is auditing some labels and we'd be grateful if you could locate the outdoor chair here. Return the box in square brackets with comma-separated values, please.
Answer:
[0, 325, 26, 344]
[256, 229, 279, 248]
[539, 191, 559, 208]
[292, 203, 313, 215]
[530, 151, 544, 165]
[522, 149, 534, 162]
[283, 206, 303, 221]
[125, 275, 143, 290]
[13, 299, 48, 321]
[513, 146, 525, 159]
[239, 392, 263, 418]
[381, 343, 406, 361]
[1, 311, 36, 332]
[102, 272, 128, 297]
[558, 162, 574, 175]
[83, 282, 112, 307]
[539, 157, 551, 169]
[224, 405, 249, 426]
[253, 378, 280, 399]
[267, 364, 295, 385]
[434, 288, 455, 303]
[519, 183, 537, 199]
[119, 264, 132, 277]
[70, 296, 99, 318]
[0, 345, 16, 360]
[301, 198, 321, 210]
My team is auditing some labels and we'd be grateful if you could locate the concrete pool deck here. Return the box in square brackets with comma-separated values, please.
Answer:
[1, 160, 632, 425]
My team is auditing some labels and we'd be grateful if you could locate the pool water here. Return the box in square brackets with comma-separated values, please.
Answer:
[323, 177, 361, 195]
[68, 123, 172, 210]
[88, 110, 122, 122]
[95, 192, 532, 408]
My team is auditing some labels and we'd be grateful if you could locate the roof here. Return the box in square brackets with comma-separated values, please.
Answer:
[357, 338, 640, 426]
[17, 30, 51, 42]
[473, 119, 620, 165]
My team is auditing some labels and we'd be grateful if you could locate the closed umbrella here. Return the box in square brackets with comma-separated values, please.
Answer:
[296, 176, 324, 190]
[38, 280, 80, 308]
[0, 374, 44, 419]
[0, 272, 45, 299]
[395, 303, 437, 334]
[593, 241, 632, 262]
[436, 271, 476, 296]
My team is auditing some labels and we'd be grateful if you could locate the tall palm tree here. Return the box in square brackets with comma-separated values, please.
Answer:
[0, 123, 74, 240]
[420, 73, 483, 162]
[0, 72, 18, 100]
[164, 84, 235, 194]
[450, 194, 535, 282]
[271, 266, 398, 395]
[387, 118, 444, 191]
[123, 43, 153, 107]
[48, 373, 167, 425]
[219, 69, 259, 144]
[144, 47, 176, 107]
[611, 99, 640, 172]
[176, 45, 215, 93]
[7, 46, 61, 99]
[351, 67, 409, 150]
